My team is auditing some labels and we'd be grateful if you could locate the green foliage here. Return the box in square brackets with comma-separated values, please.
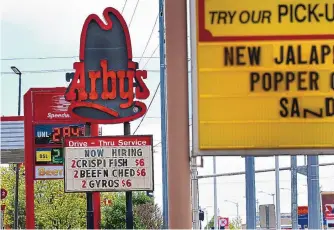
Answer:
[34, 180, 86, 229]
[229, 216, 242, 229]
[204, 216, 242, 229]
[205, 216, 214, 229]
[101, 192, 162, 229]
[1, 165, 26, 229]
[1, 166, 86, 229]
[1, 166, 162, 229]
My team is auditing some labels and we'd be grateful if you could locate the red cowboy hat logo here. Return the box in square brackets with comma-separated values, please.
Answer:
[65, 7, 150, 124]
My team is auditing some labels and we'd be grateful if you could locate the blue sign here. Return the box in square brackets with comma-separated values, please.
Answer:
[298, 214, 308, 229]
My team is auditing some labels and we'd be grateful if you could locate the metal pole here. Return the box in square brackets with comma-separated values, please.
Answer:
[124, 122, 134, 229]
[158, 0, 168, 227]
[320, 186, 323, 229]
[245, 156, 256, 229]
[275, 156, 281, 230]
[206, 210, 209, 229]
[18, 73, 22, 116]
[85, 123, 94, 229]
[191, 157, 200, 229]
[213, 156, 218, 229]
[13, 72, 22, 230]
[236, 203, 239, 226]
[291, 156, 298, 230]
[0, 210, 2, 230]
[307, 155, 321, 229]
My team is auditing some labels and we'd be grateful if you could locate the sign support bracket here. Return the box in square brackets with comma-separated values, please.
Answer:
[124, 121, 134, 229]
[85, 123, 94, 229]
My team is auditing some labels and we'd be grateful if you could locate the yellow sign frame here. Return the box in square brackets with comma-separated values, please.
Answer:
[190, 0, 334, 156]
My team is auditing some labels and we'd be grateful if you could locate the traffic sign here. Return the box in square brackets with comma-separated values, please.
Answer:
[0, 189, 7, 200]
[191, 0, 334, 156]
[218, 217, 229, 228]
[63, 135, 154, 192]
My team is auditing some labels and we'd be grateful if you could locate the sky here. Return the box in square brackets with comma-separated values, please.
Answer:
[1, 0, 334, 226]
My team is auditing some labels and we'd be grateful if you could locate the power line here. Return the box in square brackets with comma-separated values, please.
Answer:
[0, 56, 160, 61]
[132, 82, 160, 135]
[128, 0, 140, 28]
[153, 122, 192, 148]
[142, 45, 159, 69]
[121, 0, 128, 14]
[0, 69, 161, 75]
[138, 14, 159, 66]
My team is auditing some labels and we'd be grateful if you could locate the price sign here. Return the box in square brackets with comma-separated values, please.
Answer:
[36, 150, 52, 162]
[34, 124, 85, 145]
[63, 135, 154, 192]
[35, 148, 64, 165]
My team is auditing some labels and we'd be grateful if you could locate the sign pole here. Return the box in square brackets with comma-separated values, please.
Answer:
[291, 156, 298, 230]
[275, 156, 281, 230]
[13, 71, 22, 230]
[307, 155, 321, 229]
[245, 156, 256, 229]
[124, 122, 134, 229]
[85, 123, 94, 229]
[158, 0, 169, 227]
[213, 156, 218, 230]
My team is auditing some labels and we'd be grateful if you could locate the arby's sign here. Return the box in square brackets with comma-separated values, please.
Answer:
[63, 135, 154, 192]
[64, 7, 150, 125]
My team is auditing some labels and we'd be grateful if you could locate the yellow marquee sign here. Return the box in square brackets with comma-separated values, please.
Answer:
[203, 0, 334, 38]
[191, 0, 334, 155]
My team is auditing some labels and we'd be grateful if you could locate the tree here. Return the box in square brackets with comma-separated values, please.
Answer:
[1, 165, 26, 229]
[205, 216, 214, 229]
[101, 192, 163, 229]
[1, 166, 86, 229]
[34, 180, 86, 229]
[228, 217, 242, 229]
[134, 202, 163, 228]
[1, 166, 162, 229]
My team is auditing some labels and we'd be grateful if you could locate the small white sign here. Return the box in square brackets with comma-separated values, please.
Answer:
[63, 135, 154, 192]
[35, 165, 64, 179]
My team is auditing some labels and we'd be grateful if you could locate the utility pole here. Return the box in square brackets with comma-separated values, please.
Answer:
[158, 0, 168, 227]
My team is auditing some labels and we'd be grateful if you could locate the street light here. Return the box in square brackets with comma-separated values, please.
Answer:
[224, 200, 240, 223]
[10, 66, 22, 230]
[259, 190, 275, 204]
[10, 66, 22, 116]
